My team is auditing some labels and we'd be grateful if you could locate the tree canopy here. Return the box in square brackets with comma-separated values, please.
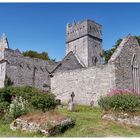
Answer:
[22, 36, 140, 63]
[102, 39, 122, 63]
[135, 36, 140, 45]
[102, 36, 140, 64]
[23, 50, 51, 61]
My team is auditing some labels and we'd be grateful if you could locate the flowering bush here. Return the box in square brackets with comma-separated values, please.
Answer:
[9, 96, 28, 119]
[0, 86, 56, 118]
[1, 96, 28, 123]
[98, 89, 140, 113]
[107, 89, 136, 97]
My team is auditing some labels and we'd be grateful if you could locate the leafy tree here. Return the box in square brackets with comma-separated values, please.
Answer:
[102, 36, 140, 63]
[135, 36, 140, 45]
[102, 39, 122, 63]
[23, 50, 50, 61]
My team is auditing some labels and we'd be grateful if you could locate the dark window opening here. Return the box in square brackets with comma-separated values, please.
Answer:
[40, 66, 44, 72]
[27, 64, 31, 70]
[19, 64, 23, 68]
[92, 56, 98, 66]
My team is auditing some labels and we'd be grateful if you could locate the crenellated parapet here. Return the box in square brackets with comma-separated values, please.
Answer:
[66, 19, 102, 43]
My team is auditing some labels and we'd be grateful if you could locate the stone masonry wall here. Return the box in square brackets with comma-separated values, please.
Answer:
[88, 36, 102, 67]
[66, 36, 88, 67]
[110, 36, 140, 90]
[4, 49, 57, 91]
[66, 19, 102, 43]
[51, 64, 116, 105]
[66, 20, 102, 67]
[0, 61, 6, 88]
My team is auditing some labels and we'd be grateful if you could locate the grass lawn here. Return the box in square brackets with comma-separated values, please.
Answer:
[1, 105, 140, 137]
[55, 105, 140, 137]
[0, 122, 43, 137]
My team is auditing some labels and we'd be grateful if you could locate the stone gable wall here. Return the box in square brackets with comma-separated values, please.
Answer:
[54, 52, 83, 72]
[51, 64, 116, 105]
[111, 37, 140, 90]
[66, 36, 89, 67]
[4, 49, 55, 91]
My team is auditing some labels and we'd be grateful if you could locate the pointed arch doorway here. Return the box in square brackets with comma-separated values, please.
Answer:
[131, 54, 140, 93]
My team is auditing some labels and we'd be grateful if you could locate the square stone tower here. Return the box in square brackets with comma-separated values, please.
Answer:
[66, 19, 103, 67]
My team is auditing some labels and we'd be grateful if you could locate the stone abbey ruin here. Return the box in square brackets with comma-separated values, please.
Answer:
[0, 19, 140, 106]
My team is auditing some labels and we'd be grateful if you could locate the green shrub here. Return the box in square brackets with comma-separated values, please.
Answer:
[0, 88, 12, 103]
[1, 113, 14, 124]
[0, 86, 39, 118]
[0, 86, 38, 103]
[9, 96, 28, 119]
[1, 96, 29, 123]
[0, 102, 9, 113]
[9, 104, 25, 119]
[31, 93, 56, 112]
[98, 89, 140, 113]
[0, 86, 56, 114]
[8, 86, 39, 101]
[98, 96, 111, 111]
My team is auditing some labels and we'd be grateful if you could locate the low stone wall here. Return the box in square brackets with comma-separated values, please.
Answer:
[102, 113, 140, 127]
[51, 64, 116, 105]
[10, 117, 74, 136]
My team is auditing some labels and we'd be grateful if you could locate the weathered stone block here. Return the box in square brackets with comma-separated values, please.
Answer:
[10, 112, 75, 136]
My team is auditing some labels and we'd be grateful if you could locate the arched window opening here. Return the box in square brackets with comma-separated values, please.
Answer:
[131, 54, 140, 93]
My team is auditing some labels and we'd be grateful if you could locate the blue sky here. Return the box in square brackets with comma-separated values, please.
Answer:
[0, 3, 140, 60]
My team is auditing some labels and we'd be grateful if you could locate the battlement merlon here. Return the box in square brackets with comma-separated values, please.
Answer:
[66, 19, 102, 43]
